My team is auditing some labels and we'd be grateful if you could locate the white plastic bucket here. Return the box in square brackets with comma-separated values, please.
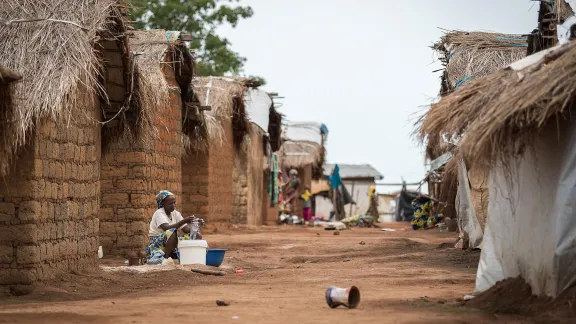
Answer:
[178, 240, 208, 265]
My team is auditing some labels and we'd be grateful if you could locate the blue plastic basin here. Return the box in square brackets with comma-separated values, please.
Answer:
[206, 249, 227, 267]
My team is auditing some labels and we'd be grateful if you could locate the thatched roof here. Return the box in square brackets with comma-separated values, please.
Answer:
[101, 29, 194, 156]
[279, 141, 323, 168]
[0, 0, 127, 175]
[279, 121, 327, 179]
[268, 100, 283, 152]
[423, 30, 529, 159]
[190, 76, 252, 151]
[420, 39, 576, 163]
[434, 30, 528, 94]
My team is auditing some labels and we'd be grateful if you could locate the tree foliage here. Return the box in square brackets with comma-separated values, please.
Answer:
[131, 0, 260, 79]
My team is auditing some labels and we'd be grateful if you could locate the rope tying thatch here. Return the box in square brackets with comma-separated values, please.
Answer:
[434, 31, 528, 92]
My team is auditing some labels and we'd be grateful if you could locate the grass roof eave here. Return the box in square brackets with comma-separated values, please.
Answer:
[433, 30, 528, 93]
[0, 0, 123, 176]
[190, 76, 252, 152]
[420, 40, 576, 163]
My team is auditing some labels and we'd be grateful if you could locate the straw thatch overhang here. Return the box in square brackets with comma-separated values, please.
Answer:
[420, 39, 576, 163]
[99, 28, 195, 151]
[96, 3, 134, 132]
[311, 144, 327, 180]
[423, 30, 529, 159]
[189, 76, 253, 152]
[0, 0, 131, 175]
[279, 141, 322, 169]
[268, 101, 283, 153]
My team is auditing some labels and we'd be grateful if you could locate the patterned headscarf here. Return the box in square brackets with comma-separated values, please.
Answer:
[155, 190, 175, 209]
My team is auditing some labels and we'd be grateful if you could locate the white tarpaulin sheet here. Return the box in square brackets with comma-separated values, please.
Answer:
[455, 159, 483, 249]
[474, 120, 576, 297]
[430, 152, 453, 171]
[282, 121, 323, 145]
[244, 89, 272, 133]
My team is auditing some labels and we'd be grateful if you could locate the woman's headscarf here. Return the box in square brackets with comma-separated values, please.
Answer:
[155, 190, 175, 209]
[368, 185, 376, 197]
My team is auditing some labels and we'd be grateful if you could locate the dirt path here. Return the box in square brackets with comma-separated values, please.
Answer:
[0, 224, 524, 323]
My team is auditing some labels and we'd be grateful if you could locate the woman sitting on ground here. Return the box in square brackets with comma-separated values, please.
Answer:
[411, 194, 444, 230]
[147, 190, 203, 265]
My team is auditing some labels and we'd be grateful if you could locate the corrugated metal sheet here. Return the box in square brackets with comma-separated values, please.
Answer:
[323, 164, 383, 180]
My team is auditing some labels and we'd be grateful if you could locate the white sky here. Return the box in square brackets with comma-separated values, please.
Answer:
[218, 0, 538, 191]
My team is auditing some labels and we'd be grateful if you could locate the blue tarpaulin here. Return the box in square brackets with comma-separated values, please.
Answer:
[329, 164, 342, 189]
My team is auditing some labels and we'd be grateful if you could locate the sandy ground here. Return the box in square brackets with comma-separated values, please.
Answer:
[0, 224, 526, 324]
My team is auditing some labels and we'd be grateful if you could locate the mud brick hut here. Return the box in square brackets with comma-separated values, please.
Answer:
[279, 122, 328, 216]
[181, 77, 252, 225]
[98, 29, 194, 254]
[230, 86, 283, 226]
[0, 0, 126, 284]
[419, 30, 527, 248]
[417, 1, 576, 298]
[0, 0, 200, 285]
[181, 77, 282, 226]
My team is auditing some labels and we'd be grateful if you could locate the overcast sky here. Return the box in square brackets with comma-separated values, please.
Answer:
[218, 0, 538, 192]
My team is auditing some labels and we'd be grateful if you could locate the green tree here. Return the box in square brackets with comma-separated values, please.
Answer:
[131, 0, 262, 81]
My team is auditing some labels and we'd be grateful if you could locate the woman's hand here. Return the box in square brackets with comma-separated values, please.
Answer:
[180, 216, 195, 226]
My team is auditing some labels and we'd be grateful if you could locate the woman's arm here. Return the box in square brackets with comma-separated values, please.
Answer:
[159, 217, 192, 232]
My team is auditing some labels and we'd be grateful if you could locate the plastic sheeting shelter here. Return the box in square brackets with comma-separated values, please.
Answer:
[455, 160, 484, 249]
[282, 121, 324, 145]
[474, 120, 576, 297]
[244, 89, 272, 133]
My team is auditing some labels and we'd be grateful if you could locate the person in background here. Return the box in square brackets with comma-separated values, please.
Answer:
[283, 169, 300, 215]
[411, 194, 443, 230]
[300, 186, 312, 223]
[147, 190, 204, 265]
[366, 185, 379, 218]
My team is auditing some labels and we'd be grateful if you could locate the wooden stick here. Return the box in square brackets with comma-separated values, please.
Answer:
[191, 268, 225, 276]
[0, 66, 22, 83]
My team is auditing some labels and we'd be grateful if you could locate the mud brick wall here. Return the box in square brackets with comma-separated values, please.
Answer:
[232, 150, 248, 224]
[99, 62, 183, 255]
[263, 172, 279, 225]
[181, 152, 209, 217]
[231, 126, 267, 226]
[207, 119, 234, 223]
[246, 126, 265, 226]
[182, 118, 234, 224]
[0, 92, 100, 285]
